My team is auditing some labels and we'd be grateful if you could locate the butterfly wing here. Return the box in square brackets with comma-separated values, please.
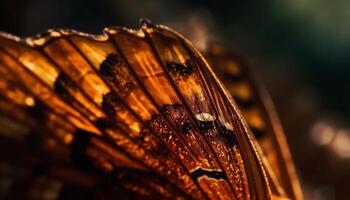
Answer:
[0, 32, 190, 199]
[205, 44, 303, 199]
[0, 21, 278, 199]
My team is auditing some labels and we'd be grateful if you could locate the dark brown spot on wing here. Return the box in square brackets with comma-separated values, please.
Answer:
[54, 73, 75, 102]
[100, 53, 135, 97]
[218, 123, 238, 148]
[166, 60, 194, 79]
[198, 121, 214, 132]
[101, 92, 119, 117]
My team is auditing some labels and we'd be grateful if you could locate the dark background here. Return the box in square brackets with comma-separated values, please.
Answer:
[1, 0, 349, 199]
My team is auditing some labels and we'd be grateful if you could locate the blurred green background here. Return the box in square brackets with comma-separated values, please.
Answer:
[1, 0, 350, 199]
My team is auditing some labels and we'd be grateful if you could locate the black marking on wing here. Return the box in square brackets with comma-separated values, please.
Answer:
[216, 121, 238, 148]
[100, 53, 122, 76]
[224, 130, 238, 148]
[197, 121, 214, 132]
[180, 121, 192, 134]
[54, 73, 75, 102]
[166, 60, 194, 79]
[100, 53, 135, 97]
[194, 116, 238, 148]
[191, 168, 228, 181]
[101, 92, 119, 117]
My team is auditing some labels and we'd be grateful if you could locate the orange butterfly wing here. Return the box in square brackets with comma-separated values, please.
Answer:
[0, 21, 301, 199]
